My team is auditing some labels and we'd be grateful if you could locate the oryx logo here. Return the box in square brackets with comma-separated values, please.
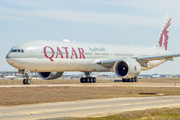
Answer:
[159, 18, 171, 50]
[134, 65, 137, 71]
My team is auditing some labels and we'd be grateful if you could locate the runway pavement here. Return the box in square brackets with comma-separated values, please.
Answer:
[0, 96, 180, 120]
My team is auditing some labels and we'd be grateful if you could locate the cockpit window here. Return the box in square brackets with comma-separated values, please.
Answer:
[11, 49, 24, 53]
[11, 49, 17, 52]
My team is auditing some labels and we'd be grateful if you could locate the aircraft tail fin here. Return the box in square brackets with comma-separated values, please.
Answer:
[153, 14, 172, 51]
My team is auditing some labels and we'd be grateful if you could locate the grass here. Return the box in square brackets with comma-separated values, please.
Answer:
[73, 107, 180, 120]
[0, 86, 180, 106]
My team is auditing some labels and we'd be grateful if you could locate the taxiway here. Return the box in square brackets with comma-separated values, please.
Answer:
[0, 82, 179, 88]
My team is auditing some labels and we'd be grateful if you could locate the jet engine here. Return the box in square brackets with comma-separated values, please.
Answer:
[114, 59, 141, 78]
[38, 72, 64, 80]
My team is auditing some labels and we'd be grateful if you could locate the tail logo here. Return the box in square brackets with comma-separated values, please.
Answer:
[159, 19, 171, 50]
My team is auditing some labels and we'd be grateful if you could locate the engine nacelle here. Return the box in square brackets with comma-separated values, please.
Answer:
[114, 59, 141, 78]
[38, 72, 63, 80]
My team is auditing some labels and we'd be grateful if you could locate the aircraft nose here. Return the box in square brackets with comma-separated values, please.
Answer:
[6, 53, 14, 65]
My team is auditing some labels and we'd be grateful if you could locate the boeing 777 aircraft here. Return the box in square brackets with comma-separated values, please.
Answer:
[6, 14, 180, 84]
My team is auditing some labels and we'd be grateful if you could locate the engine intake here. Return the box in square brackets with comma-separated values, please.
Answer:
[38, 72, 63, 80]
[114, 59, 141, 78]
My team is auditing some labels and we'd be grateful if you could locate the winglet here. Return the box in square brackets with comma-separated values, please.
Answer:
[153, 14, 172, 50]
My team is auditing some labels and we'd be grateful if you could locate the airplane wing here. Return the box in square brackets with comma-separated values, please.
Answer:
[137, 53, 180, 61]
[97, 53, 180, 68]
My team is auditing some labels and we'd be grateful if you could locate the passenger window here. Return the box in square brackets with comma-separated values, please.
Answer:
[21, 49, 24, 53]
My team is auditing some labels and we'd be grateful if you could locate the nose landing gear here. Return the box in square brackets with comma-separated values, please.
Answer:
[23, 79, 31, 84]
[19, 69, 31, 84]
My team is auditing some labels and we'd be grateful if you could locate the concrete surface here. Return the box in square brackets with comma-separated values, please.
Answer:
[0, 82, 179, 88]
[0, 96, 180, 120]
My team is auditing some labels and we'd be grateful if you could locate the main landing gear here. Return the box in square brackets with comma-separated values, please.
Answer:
[80, 72, 96, 83]
[122, 77, 138, 82]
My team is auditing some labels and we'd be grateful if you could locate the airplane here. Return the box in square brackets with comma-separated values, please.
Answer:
[4, 73, 17, 79]
[0, 74, 3, 78]
[107, 73, 116, 78]
[70, 74, 83, 79]
[151, 73, 160, 78]
[90, 73, 98, 77]
[6, 14, 180, 84]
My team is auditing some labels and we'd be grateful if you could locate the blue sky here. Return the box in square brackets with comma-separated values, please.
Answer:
[1, 0, 180, 74]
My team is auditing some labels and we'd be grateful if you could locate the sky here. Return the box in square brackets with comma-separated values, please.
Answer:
[1, 0, 180, 74]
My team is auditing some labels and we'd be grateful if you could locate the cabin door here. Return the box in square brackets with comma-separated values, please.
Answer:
[38, 47, 44, 59]
[109, 50, 113, 59]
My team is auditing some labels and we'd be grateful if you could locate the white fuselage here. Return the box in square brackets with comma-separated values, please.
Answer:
[6, 40, 169, 72]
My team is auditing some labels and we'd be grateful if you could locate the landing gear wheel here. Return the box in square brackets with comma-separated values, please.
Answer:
[126, 79, 130, 82]
[122, 79, 125, 82]
[89, 77, 92, 83]
[132, 77, 135, 82]
[23, 79, 26, 84]
[80, 78, 83, 83]
[80, 77, 86, 83]
[23, 79, 31, 84]
[87, 77, 91, 83]
[122, 77, 138, 82]
[27, 79, 31, 84]
[134, 77, 138, 82]
[22, 70, 31, 84]
[80, 77, 97, 83]
[80, 72, 97, 83]
[92, 77, 96, 83]
[122, 79, 131, 82]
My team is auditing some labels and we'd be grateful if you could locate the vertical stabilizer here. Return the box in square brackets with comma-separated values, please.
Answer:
[153, 14, 171, 50]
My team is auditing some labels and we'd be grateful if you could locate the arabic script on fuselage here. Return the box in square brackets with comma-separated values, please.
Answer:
[89, 46, 106, 52]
